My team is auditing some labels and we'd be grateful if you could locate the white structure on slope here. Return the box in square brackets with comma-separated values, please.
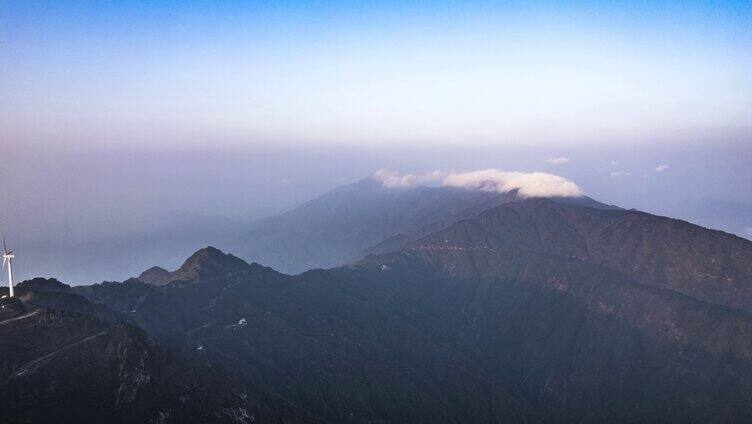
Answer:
[2, 238, 15, 298]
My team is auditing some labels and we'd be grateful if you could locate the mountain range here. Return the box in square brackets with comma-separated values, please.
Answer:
[228, 176, 618, 274]
[13, 174, 748, 284]
[3, 177, 752, 423]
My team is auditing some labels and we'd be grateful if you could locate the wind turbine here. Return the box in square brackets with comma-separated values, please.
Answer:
[2, 237, 14, 298]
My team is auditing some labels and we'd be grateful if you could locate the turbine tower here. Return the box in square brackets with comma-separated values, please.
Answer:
[2, 238, 14, 298]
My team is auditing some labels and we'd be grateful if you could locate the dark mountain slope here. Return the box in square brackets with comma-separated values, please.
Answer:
[379, 198, 752, 311]
[357, 247, 752, 422]
[368, 256, 752, 423]
[0, 284, 311, 424]
[14, 278, 126, 323]
[79, 245, 752, 423]
[82, 248, 543, 423]
[366, 193, 617, 255]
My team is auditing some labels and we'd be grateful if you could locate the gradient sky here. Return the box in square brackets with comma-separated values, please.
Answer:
[1, 1, 752, 282]
[2, 1, 751, 148]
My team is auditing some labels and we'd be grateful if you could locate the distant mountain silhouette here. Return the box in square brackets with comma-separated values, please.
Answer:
[228, 177, 501, 273]
[136, 247, 252, 286]
[173, 247, 252, 282]
[230, 176, 616, 273]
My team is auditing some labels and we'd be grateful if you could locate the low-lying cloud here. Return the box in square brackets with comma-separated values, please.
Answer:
[656, 164, 670, 172]
[443, 169, 583, 197]
[373, 168, 583, 198]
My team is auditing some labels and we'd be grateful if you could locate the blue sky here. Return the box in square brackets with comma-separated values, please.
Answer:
[2, 1, 751, 148]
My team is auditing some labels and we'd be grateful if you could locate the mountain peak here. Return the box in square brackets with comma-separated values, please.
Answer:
[137, 266, 172, 286]
[180, 246, 233, 266]
[16, 278, 71, 293]
[173, 246, 250, 283]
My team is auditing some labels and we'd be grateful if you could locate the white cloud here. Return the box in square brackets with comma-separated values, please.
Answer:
[371, 169, 444, 188]
[442, 169, 583, 198]
[610, 171, 630, 177]
[373, 168, 584, 198]
[546, 157, 570, 165]
[610, 161, 619, 166]
[656, 164, 670, 172]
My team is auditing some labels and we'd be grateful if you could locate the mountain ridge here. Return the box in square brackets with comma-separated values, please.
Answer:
[229, 176, 618, 273]
[75, 242, 752, 422]
[135, 247, 259, 286]
[364, 197, 752, 311]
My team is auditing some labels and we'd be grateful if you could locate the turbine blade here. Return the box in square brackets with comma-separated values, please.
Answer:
[2, 236, 5, 254]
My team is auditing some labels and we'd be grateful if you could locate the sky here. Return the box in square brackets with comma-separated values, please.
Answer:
[2, 1, 751, 148]
[0, 1, 751, 282]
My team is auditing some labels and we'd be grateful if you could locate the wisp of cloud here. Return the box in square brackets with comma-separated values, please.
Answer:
[371, 169, 445, 188]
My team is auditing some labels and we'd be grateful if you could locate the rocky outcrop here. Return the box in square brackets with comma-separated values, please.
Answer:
[137, 266, 173, 286]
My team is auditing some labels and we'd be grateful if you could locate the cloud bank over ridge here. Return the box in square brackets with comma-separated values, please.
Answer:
[372, 168, 584, 198]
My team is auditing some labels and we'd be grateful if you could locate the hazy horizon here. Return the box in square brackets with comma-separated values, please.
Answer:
[2, 139, 750, 283]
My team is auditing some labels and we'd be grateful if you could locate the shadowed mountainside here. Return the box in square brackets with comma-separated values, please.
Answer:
[369, 198, 752, 311]
[79, 235, 752, 423]
[0, 282, 312, 424]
